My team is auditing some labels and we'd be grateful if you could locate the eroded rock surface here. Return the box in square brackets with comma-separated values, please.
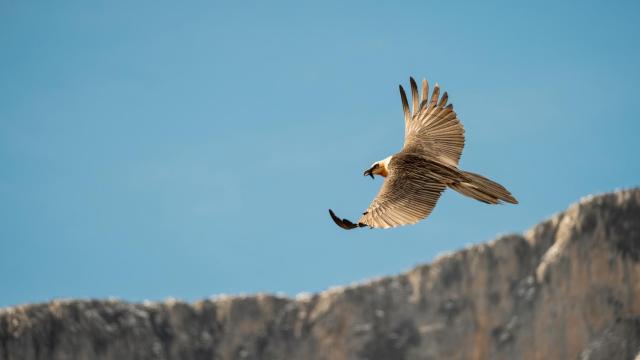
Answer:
[1, 189, 639, 360]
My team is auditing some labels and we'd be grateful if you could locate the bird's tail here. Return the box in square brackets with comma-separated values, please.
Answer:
[449, 170, 518, 205]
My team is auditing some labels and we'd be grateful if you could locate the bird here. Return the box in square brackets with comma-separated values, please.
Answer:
[329, 77, 517, 230]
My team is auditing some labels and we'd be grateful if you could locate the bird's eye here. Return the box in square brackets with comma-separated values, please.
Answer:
[373, 164, 379, 169]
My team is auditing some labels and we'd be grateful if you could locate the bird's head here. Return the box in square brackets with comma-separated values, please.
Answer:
[364, 156, 392, 179]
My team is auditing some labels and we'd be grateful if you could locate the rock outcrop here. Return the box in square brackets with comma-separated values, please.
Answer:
[1, 188, 639, 360]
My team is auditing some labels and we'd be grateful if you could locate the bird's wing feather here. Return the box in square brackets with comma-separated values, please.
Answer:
[399, 78, 465, 167]
[358, 154, 450, 228]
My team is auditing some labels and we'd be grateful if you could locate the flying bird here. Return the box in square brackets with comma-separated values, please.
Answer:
[329, 77, 517, 230]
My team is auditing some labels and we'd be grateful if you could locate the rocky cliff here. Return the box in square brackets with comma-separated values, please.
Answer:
[1, 189, 639, 360]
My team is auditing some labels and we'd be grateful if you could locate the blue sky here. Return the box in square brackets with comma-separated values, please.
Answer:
[1, 0, 639, 308]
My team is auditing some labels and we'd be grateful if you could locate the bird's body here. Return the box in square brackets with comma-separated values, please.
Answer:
[329, 77, 517, 230]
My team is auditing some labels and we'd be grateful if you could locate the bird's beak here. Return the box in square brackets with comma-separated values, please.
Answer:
[364, 168, 375, 179]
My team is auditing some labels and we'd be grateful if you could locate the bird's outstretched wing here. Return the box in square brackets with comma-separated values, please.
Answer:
[358, 153, 451, 228]
[329, 153, 455, 230]
[399, 77, 465, 167]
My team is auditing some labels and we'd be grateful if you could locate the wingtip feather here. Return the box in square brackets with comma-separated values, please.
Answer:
[329, 209, 365, 230]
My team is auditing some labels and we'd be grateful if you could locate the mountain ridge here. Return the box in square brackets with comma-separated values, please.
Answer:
[2, 188, 639, 360]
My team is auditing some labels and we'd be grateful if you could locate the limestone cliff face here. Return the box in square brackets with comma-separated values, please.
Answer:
[1, 189, 639, 360]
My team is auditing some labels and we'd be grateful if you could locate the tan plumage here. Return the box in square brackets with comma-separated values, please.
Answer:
[329, 77, 517, 230]
[358, 155, 448, 228]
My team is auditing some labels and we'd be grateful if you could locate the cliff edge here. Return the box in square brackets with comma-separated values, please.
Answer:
[2, 188, 639, 360]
